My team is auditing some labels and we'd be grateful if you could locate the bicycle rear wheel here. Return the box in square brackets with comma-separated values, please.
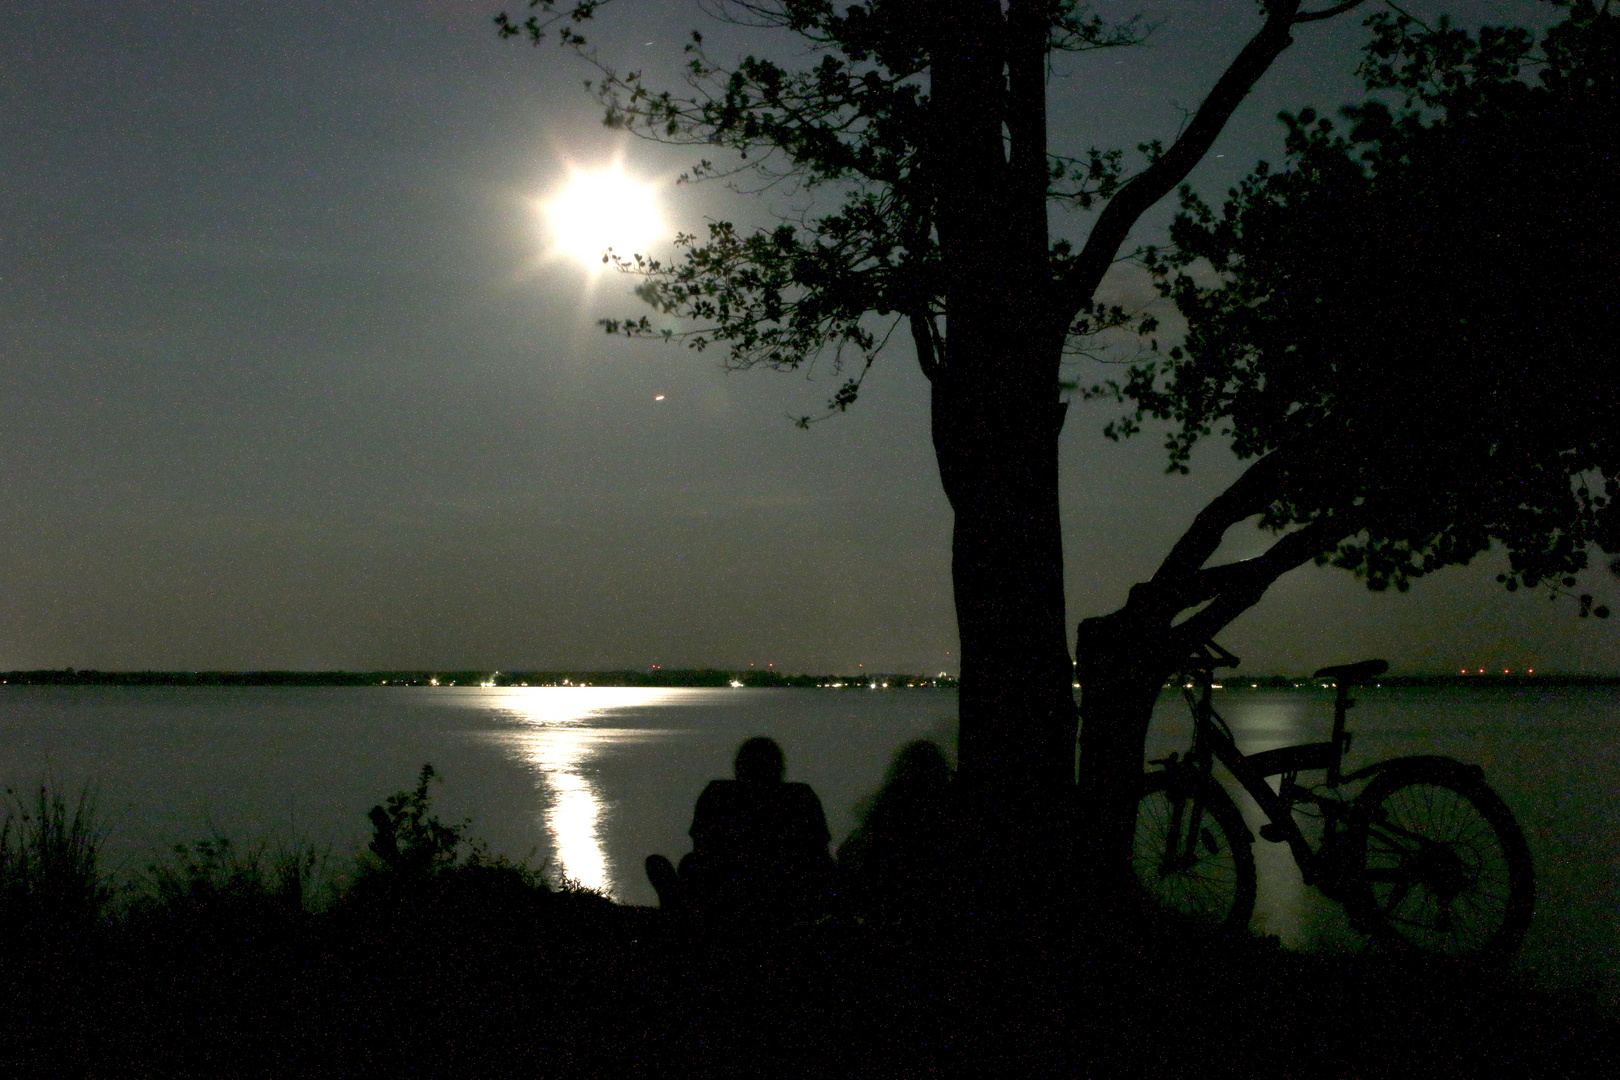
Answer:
[1132, 771, 1256, 932]
[1348, 757, 1534, 962]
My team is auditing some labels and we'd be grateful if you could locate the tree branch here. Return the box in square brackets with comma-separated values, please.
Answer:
[1150, 450, 1292, 588]
[1054, 1, 1308, 322]
[1167, 511, 1361, 649]
[1294, 0, 1370, 24]
[495, 1, 614, 49]
[1006, 0, 1053, 259]
[910, 311, 944, 382]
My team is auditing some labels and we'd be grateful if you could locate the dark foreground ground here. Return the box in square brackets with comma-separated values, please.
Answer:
[3, 879, 1615, 1080]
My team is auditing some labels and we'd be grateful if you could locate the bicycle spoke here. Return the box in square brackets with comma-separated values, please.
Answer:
[1351, 767, 1533, 960]
[1132, 774, 1254, 930]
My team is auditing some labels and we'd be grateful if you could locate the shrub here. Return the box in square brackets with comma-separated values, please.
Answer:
[363, 763, 475, 877]
[358, 762, 557, 887]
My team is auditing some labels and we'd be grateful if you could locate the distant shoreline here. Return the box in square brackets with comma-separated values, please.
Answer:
[1, 669, 1617, 689]
[0, 668, 958, 689]
[1203, 673, 1620, 688]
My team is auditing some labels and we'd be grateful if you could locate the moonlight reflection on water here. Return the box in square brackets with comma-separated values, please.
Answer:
[481, 688, 684, 893]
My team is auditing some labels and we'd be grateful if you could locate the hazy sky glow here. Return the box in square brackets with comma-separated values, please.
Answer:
[2, 0, 1611, 674]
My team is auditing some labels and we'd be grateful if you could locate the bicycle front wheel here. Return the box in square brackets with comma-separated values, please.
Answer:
[1349, 757, 1534, 962]
[1132, 771, 1256, 932]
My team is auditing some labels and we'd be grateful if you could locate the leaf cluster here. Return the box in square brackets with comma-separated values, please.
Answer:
[503, 1, 1147, 415]
[1109, 3, 1620, 600]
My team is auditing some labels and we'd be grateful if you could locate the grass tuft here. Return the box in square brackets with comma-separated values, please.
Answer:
[136, 833, 331, 918]
[0, 778, 111, 932]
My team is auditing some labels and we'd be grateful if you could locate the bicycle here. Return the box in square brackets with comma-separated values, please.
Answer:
[1132, 640, 1535, 962]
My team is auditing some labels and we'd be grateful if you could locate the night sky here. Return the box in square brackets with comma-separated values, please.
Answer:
[3, 0, 1611, 675]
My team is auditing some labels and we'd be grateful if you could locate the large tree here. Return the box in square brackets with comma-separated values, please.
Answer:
[1076, 0, 1618, 870]
[500, 0, 1616, 891]
[500, 0, 1372, 823]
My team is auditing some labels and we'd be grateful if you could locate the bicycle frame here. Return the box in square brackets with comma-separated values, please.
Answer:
[1171, 659, 1388, 893]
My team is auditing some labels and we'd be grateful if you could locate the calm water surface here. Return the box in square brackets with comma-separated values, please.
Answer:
[0, 684, 1613, 993]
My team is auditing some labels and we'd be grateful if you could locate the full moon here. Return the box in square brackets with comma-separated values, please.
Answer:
[543, 164, 664, 271]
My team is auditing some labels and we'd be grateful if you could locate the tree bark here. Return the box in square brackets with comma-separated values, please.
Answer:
[930, 365, 1080, 911]
[1073, 591, 1179, 894]
[933, 377, 1078, 794]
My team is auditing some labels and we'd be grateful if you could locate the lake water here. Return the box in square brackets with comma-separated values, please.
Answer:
[0, 684, 1613, 994]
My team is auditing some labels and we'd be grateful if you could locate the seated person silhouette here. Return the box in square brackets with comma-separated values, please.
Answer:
[646, 736, 833, 925]
[837, 739, 956, 925]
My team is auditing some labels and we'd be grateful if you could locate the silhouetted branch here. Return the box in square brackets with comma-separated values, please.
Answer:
[1168, 512, 1360, 649]
[1150, 451, 1292, 587]
[1055, 1, 1309, 321]
[910, 311, 944, 382]
[1294, 0, 1370, 24]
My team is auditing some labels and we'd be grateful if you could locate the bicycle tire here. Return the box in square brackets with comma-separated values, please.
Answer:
[1347, 757, 1534, 962]
[1132, 771, 1256, 932]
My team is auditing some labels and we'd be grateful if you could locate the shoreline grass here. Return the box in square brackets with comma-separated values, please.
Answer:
[1, 771, 1615, 1078]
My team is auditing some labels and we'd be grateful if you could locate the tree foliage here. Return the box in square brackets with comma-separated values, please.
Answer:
[1104, 1, 1618, 614]
[505, 0, 1247, 419]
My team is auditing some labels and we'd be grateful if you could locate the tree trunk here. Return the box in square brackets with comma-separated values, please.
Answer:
[929, 364, 1080, 911]
[933, 382, 1077, 792]
[926, 0, 1074, 805]
[916, 0, 1320, 908]
[1074, 602, 1178, 893]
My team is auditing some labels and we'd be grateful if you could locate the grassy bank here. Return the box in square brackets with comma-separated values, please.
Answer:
[2, 773, 1614, 1078]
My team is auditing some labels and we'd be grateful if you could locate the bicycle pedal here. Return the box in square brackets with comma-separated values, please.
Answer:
[1258, 823, 1287, 843]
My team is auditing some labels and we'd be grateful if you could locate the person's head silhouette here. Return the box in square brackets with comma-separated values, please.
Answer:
[884, 739, 951, 793]
[734, 736, 786, 783]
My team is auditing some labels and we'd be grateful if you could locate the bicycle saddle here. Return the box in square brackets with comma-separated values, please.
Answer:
[1312, 659, 1388, 683]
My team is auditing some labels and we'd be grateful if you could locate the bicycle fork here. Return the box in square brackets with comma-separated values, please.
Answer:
[1155, 756, 1220, 874]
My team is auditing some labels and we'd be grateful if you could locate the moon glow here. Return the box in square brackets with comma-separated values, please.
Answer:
[543, 164, 664, 271]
